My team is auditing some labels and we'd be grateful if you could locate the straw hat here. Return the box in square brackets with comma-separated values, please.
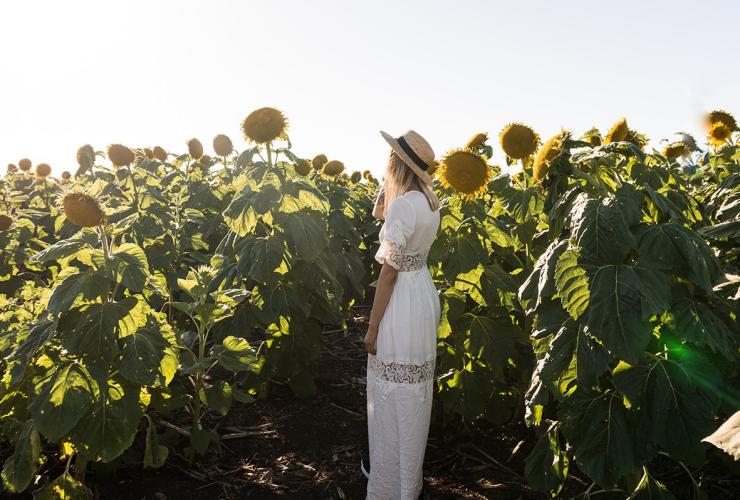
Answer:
[380, 130, 435, 187]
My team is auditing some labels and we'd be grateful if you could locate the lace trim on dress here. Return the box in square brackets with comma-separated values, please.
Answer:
[375, 240, 428, 272]
[368, 357, 435, 384]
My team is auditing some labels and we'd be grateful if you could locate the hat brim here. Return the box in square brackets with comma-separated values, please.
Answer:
[380, 131, 435, 187]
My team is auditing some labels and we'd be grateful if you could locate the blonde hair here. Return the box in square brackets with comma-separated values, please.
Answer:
[382, 150, 439, 217]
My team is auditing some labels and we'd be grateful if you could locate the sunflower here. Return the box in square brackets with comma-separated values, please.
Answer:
[294, 158, 311, 176]
[76, 144, 95, 169]
[350, 171, 361, 183]
[581, 127, 602, 146]
[675, 132, 698, 152]
[0, 214, 13, 231]
[35, 163, 51, 178]
[312, 154, 328, 171]
[625, 129, 648, 150]
[706, 110, 737, 131]
[7, 164, 17, 174]
[322, 160, 345, 176]
[213, 134, 234, 156]
[708, 122, 732, 147]
[241, 107, 288, 144]
[143, 147, 154, 160]
[533, 132, 566, 183]
[18, 159, 32, 172]
[187, 138, 204, 159]
[663, 142, 687, 160]
[499, 123, 539, 159]
[152, 146, 168, 162]
[61, 192, 105, 227]
[438, 149, 492, 199]
[604, 118, 629, 143]
[108, 144, 135, 167]
[465, 132, 488, 150]
[61, 171, 72, 181]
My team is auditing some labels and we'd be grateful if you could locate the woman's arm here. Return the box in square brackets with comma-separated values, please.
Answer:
[364, 262, 398, 354]
[372, 185, 385, 220]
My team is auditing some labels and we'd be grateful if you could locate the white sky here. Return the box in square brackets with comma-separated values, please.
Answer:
[1, 0, 738, 176]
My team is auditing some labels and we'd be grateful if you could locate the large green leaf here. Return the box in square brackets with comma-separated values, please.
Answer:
[30, 361, 97, 442]
[69, 377, 147, 463]
[216, 336, 258, 373]
[35, 471, 91, 499]
[30, 238, 86, 264]
[668, 297, 736, 360]
[613, 357, 718, 466]
[570, 193, 635, 264]
[112, 243, 149, 293]
[201, 380, 232, 416]
[636, 223, 722, 292]
[238, 235, 285, 283]
[60, 297, 145, 362]
[524, 423, 569, 495]
[273, 211, 328, 261]
[628, 468, 677, 500]
[439, 230, 489, 281]
[1, 420, 40, 493]
[554, 246, 590, 320]
[118, 321, 178, 387]
[587, 265, 650, 364]
[559, 389, 639, 488]
[518, 239, 569, 314]
[47, 269, 110, 313]
[4, 319, 58, 387]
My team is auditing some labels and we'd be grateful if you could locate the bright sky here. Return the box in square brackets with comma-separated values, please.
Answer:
[2, 0, 738, 177]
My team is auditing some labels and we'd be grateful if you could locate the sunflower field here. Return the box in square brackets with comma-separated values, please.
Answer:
[0, 107, 738, 498]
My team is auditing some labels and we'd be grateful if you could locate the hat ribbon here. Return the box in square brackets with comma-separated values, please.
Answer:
[397, 135, 429, 172]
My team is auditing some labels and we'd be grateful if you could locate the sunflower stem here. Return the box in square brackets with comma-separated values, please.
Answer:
[266, 143, 273, 168]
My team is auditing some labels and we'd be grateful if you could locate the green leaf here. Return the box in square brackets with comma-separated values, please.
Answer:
[4, 319, 58, 387]
[118, 322, 178, 387]
[628, 468, 677, 500]
[570, 193, 635, 264]
[587, 265, 650, 364]
[143, 416, 168, 468]
[614, 358, 717, 466]
[273, 211, 328, 261]
[112, 243, 149, 292]
[554, 246, 590, 320]
[636, 223, 722, 292]
[439, 231, 488, 281]
[35, 471, 91, 499]
[190, 427, 218, 455]
[30, 238, 86, 264]
[202, 381, 232, 416]
[216, 336, 258, 373]
[241, 235, 285, 283]
[559, 390, 639, 488]
[69, 377, 147, 463]
[30, 361, 97, 443]
[47, 269, 110, 313]
[1, 420, 40, 493]
[60, 297, 144, 362]
[519, 240, 569, 314]
[668, 297, 737, 360]
[524, 423, 569, 494]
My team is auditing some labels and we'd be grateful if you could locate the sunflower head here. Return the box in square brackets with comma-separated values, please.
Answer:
[706, 110, 737, 131]
[61, 192, 105, 227]
[187, 138, 204, 159]
[581, 127, 602, 147]
[708, 122, 732, 147]
[241, 107, 288, 144]
[533, 132, 567, 183]
[294, 158, 311, 176]
[663, 142, 687, 160]
[61, 171, 72, 181]
[350, 171, 362, 183]
[499, 123, 539, 159]
[604, 118, 629, 143]
[312, 154, 328, 171]
[152, 146, 168, 162]
[18, 159, 32, 172]
[35, 163, 51, 178]
[7, 164, 17, 174]
[438, 149, 492, 200]
[107, 144, 135, 167]
[143, 147, 154, 160]
[322, 160, 345, 176]
[213, 134, 234, 156]
[0, 214, 13, 231]
[625, 129, 648, 150]
[76, 144, 95, 169]
[465, 132, 489, 150]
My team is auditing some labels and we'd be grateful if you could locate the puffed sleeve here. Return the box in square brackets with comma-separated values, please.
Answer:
[374, 196, 416, 270]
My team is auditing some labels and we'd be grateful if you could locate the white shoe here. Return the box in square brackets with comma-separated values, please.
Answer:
[360, 458, 370, 479]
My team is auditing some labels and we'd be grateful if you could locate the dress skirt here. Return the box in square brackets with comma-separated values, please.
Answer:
[366, 266, 441, 500]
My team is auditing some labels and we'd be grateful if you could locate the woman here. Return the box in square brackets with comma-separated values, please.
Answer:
[363, 130, 442, 500]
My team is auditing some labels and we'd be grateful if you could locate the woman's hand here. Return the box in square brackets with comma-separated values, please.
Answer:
[364, 324, 378, 354]
[372, 186, 386, 220]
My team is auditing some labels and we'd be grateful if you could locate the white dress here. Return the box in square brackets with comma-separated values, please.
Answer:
[366, 190, 442, 500]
